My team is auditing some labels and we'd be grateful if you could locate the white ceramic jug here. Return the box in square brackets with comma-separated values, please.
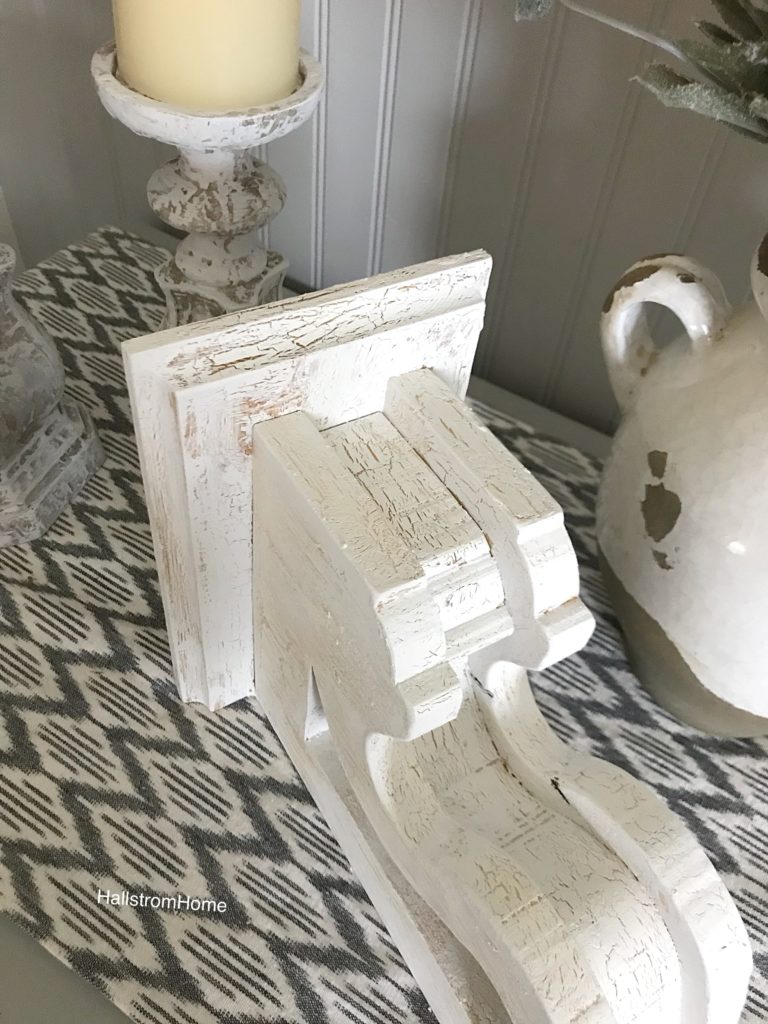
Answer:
[598, 237, 768, 736]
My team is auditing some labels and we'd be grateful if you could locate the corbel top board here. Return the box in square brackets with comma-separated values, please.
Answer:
[123, 252, 492, 710]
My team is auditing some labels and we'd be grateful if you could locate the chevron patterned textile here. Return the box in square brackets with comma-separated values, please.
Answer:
[0, 228, 766, 1023]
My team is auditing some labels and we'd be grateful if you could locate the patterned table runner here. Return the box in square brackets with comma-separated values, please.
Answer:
[0, 227, 766, 1023]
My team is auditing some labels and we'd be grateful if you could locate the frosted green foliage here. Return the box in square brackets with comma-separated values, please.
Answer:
[696, 20, 739, 45]
[711, 0, 765, 40]
[512, 0, 768, 142]
[638, 63, 768, 140]
[514, 0, 556, 18]
[676, 38, 768, 94]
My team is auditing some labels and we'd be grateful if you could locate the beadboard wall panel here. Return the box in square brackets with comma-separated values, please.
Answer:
[486, 0, 676, 410]
[315, 0, 391, 285]
[378, 1, 473, 273]
[1, 0, 766, 432]
[0, 0, 87, 261]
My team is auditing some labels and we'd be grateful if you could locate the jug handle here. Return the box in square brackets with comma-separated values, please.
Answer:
[601, 254, 731, 414]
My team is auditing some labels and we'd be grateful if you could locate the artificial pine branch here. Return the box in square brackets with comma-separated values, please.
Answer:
[696, 19, 739, 45]
[739, 0, 768, 36]
[710, 0, 763, 41]
[677, 38, 768, 95]
[638, 63, 768, 139]
[512, 0, 768, 142]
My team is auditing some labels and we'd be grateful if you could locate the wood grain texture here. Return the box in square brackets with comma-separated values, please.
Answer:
[386, 369, 595, 669]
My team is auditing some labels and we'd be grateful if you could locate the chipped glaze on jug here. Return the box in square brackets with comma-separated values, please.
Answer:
[598, 236, 768, 736]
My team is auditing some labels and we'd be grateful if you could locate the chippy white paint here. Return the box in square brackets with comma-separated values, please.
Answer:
[126, 250, 750, 1022]
[0, 244, 103, 547]
[599, 243, 768, 736]
[92, 44, 323, 327]
[122, 252, 491, 710]
[251, 369, 751, 1024]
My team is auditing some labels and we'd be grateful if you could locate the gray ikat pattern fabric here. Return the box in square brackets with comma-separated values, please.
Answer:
[0, 228, 766, 1023]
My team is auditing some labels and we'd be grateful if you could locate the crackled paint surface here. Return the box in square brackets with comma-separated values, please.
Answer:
[251, 373, 750, 1024]
[123, 252, 492, 711]
[252, 376, 753, 1024]
[122, 242, 752, 1022]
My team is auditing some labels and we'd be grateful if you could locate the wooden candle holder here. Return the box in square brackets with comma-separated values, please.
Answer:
[92, 43, 323, 328]
[123, 255, 751, 1023]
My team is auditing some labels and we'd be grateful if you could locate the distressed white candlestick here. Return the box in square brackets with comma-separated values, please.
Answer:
[92, 43, 323, 328]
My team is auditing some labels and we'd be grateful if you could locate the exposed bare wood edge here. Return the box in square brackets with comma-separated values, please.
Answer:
[121, 371, 212, 706]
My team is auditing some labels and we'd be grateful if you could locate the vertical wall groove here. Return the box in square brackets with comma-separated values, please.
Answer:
[367, 0, 403, 278]
[673, 133, 728, 251]
[436, 0, 483, 257]
[88, 1, 129, 229]
[310, 0, 330, 289]
[542, 0, 672, 404]
[476, 4, 567, 378]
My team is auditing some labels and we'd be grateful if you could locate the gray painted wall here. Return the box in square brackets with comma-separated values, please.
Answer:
[1, 0, 765, 431]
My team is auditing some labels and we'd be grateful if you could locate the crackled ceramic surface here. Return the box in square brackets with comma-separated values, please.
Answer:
[598, 241, 768, 735]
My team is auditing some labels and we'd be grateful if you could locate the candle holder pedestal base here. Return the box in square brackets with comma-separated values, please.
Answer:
[92, 44, 323, 330]
[155, 245, 287, 327]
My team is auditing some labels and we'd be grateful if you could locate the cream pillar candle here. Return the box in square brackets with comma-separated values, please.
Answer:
[112, 0, 301, 113]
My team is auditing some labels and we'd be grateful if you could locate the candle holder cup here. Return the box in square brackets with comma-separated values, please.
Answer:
[92, 44, 323, 328]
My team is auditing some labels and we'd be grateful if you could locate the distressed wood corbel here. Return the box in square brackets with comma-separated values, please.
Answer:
[124, 254, 751, 1023]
